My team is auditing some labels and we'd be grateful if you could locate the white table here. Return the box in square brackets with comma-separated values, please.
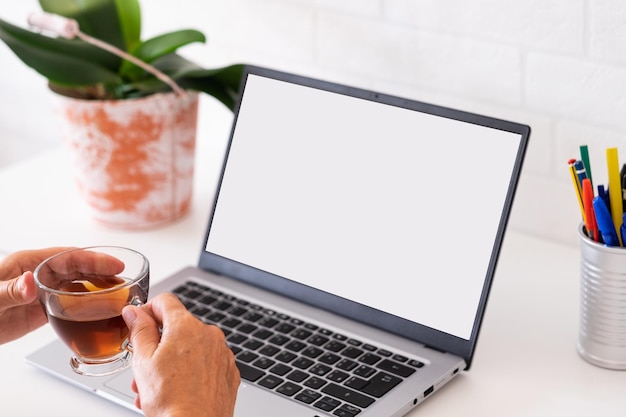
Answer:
[1, 110, 625, 416]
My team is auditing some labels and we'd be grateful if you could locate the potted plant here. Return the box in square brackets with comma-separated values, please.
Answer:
[0, 0, 244, 229]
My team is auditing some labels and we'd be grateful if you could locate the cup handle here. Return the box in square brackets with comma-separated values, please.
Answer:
[129, 296, 143, 307]
[124, 296, 144, 353]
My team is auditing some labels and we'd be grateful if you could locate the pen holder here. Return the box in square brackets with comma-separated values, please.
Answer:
[578, 223, 626, 369]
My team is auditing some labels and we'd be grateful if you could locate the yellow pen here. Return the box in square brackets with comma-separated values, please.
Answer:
[606, 147, 623, 246]
[569, 159, 586, 223]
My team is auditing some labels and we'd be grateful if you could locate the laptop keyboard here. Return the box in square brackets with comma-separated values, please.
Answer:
[173, 281, 425, 416]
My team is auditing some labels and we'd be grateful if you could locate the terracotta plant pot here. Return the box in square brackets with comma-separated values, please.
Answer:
[54, 91, 199, 229]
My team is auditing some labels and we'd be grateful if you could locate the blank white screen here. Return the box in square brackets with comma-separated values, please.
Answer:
[206, 74, 522, 340]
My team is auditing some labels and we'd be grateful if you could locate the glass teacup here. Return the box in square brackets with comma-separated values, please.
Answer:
[34, 246, 149, 376]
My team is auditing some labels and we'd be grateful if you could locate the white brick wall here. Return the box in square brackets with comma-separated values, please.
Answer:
[3, 0, 626, 247]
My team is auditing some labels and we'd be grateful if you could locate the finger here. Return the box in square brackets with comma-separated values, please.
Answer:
[130, 379, 142, 410]
[0, 247, 73, 282]
[41, 250, 125, 277]
[122, 305, 161, 358]
[66, 251, 126, 276]
[0, 272, 38, 311]
[145, 292, 187, 330]
[37, 251, 126, 289]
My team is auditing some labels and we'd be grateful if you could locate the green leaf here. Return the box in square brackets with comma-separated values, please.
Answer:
[120, 29, 206, 81]
[119, 55, 243, 110]
[114, 0, 141, 51]
[158, 56, 244, 110]
[39, 0, 139, 52]
[0, 17, 121, 86]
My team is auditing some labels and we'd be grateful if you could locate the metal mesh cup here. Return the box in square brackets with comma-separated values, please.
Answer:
[578, 223, 626, 369]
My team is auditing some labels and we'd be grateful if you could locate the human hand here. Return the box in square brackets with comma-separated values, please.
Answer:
[0, 247, 72, 344]
[122, 293, 240, 417]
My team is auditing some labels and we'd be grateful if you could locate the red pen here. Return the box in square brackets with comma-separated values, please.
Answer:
[582, 178, 598, 241]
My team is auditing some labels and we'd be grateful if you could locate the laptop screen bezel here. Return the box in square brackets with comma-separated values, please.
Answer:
[198, 65, 530, 369]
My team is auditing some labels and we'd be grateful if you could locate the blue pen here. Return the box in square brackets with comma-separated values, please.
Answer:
[621, 213, 626, 246]
[575, 160, 588, 187]
[593, 196, 620, 246]
[598, 184, 610, 212]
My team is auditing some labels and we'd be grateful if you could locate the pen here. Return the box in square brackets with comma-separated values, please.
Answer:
[598, 184, 610, 210]
[569, 159, 585, 222]
[575, 160, 588, 187]
[580, 145, 593, 188]
[621, 163, 626, 212]
[593, 196, 620, 247]
[582, 178, 598, 241]
[606, 147, 623, 246]
[621, 213, 626, 247]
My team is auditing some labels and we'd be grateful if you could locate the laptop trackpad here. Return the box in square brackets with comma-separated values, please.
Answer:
[103, 370, 136, 400]
[235, 382, 315, 416]
[104, 371, 313, 416]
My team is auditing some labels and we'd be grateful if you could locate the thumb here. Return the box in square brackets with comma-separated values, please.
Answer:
[122, 305, 160, 358]
[0, 272, 38, 311]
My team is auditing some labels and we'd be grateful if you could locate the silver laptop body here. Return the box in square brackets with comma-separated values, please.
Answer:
[27, 65, 530, 417]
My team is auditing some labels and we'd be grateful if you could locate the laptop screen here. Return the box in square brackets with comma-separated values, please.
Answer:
[202, 67, 529, 362]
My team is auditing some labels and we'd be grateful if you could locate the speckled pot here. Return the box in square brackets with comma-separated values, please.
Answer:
[54, 91, 199, 229]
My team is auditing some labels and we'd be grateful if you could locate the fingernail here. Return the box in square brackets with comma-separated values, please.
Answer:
[122, 305, 138, 326]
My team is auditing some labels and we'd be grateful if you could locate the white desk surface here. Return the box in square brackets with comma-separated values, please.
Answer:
[1, 111, 625, 416]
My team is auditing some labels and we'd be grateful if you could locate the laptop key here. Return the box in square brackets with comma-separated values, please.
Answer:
[275, 322, 296, 333]
[270, 363, 292, 376]
[336, 359, 357, 372]
[276, 381, 302, 397]
[292, 357, 314, 369]
[229, 306, 248, 316]
[221, 318, 242, 328]
[294, 388, 322, 404]
[359, 372, 402, 398]
[243, 339, 263, 350]
[252, 329, 273, 340]
[376, 359, 416, 378]
[258, 374, 283, 389]
[284, 340, 307, 352]
[327, 370, 349, 383]
[309, 363, 332, 376]
[269, 334, 290, 346]
[359, 353, 381, 365]
[301, 346, 324, 358]
[353, 365, 375, 378]
[319, 352, 340, 364]
[314, 396, 341, 412]
[237, 323, 258, 334]
[291, 328, 312, 340]
[258, 345, 280, 357]
[258, 317, 279, 328]
[408, 359, 425, 368]
[227, 333, 247, 345]
[334, 404, 362, 417]
[237, 351, 258, 363]
[344, 376, 368, 390]
[303, 376, 327, 389]
[252, 357, 275, 370]
[235, 360, 265, 382]
[322, 383, 375, 408]
[206, 312, 226, 322]
[342, 347, 364, 359]
[287, 369, 309, 382]
[308, 335, 329, 346]
[325, 341, 346, 352]
[275, 351, 297, 363]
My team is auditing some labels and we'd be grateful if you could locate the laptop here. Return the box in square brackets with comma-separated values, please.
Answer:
[27, 65, 530, 416]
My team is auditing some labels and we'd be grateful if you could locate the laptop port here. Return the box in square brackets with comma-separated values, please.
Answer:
[424, 385, 434, 398]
